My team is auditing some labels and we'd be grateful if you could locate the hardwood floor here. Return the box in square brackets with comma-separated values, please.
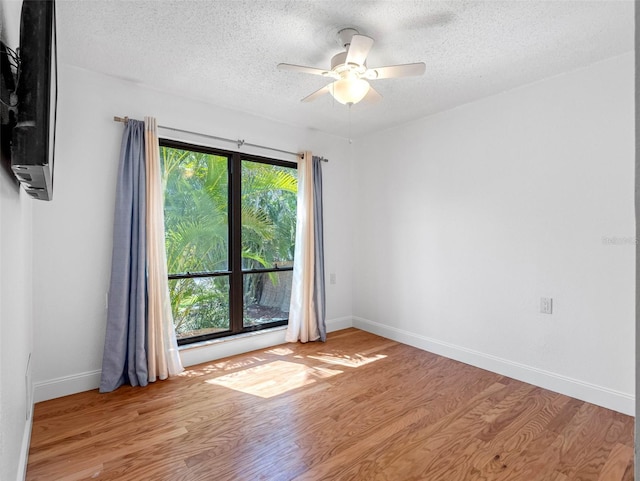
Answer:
[26, 328, 634, 481]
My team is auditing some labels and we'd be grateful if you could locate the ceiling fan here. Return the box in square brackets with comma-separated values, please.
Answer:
[278, 28, 426, 106]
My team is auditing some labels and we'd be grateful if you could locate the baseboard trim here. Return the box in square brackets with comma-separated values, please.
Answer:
[179, 326, 289, 367]
[33, 370, 102, 403]
[180, 316, 353, 367]
[353, 316, 634, 415]
[326, 316, 354, 332]
[33, 317, 355, 402]
[16, 414, 32, 481]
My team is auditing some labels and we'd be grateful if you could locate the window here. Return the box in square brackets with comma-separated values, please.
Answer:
[160, 140, 297, 345]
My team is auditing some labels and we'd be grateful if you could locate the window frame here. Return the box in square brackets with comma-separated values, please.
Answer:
[159, 138, 298, 345]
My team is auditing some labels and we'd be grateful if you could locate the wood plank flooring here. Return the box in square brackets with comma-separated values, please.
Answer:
[26, 328, 634, 481]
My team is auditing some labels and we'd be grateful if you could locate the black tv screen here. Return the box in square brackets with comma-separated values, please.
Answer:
[0, 41, 17, 181]
[11, 0, 57, 201]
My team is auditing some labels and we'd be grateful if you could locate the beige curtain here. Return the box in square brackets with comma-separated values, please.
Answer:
[286, 151, 320, 342]
[145, 117, 184, 380]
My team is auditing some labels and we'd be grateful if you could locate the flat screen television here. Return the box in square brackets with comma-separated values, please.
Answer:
[0, 41, 17, 181]
[11, 0, 57, 201]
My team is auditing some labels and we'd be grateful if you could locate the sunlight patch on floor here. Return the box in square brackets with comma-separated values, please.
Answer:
[265, 347, 295, 356]
[206, 360, 342, 398]
[307, 352, 387, 368]
[181, 356, 267, 378]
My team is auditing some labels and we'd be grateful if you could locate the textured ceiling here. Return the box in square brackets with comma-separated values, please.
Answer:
[56, 0, 634, 139]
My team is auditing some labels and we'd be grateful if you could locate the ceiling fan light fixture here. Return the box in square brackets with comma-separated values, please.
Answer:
[278, 27, 425, 105]
[330, 77, 370, 105]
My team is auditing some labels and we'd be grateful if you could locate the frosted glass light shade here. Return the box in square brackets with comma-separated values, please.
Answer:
[330, 78, 370, 105]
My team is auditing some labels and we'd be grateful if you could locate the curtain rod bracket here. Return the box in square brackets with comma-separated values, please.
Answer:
[237, 139, 245, 149]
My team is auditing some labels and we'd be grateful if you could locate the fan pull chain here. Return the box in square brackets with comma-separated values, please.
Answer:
[348, 103, 353, 144]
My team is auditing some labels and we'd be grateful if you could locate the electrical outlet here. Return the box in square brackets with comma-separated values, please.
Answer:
[540, 297, 553, 315]
[330, 273, 336, 285]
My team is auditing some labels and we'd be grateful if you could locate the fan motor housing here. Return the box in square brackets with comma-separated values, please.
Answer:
[330, 52, 348, 70]
[337, 28, 359, 48]
[330, 52, 367, 76]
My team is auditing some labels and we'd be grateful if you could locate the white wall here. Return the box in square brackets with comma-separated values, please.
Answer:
[0, 1, 34, 479]
[353, 53, 635, 414]
[31, 64, 354, 400]
[0, 175, 33, 481]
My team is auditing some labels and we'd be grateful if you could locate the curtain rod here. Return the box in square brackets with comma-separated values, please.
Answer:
[113, 116, 328, 162]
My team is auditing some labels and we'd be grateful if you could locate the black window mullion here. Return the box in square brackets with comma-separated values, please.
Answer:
[168, 271, 231, 280]
[229, 153, 243, 334]
[242, 267, 294, 275]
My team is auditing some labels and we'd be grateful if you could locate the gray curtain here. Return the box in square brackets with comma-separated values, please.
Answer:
[312, 156, 327, 342]
[99, 120, 149, 392]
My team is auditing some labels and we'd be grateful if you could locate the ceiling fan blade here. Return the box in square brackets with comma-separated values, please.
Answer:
[345, 35, 374, 66]
[301, 85, 331, 103]
[365, 62, 426, 79]
[278, 63, 330, 77]
[361, 85, 382, 104]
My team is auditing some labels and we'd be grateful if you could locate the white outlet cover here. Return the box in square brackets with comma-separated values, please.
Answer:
[540, 297, 553, 314]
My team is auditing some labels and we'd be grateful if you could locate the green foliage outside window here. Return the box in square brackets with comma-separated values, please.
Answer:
[161, 146, 297, 339]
